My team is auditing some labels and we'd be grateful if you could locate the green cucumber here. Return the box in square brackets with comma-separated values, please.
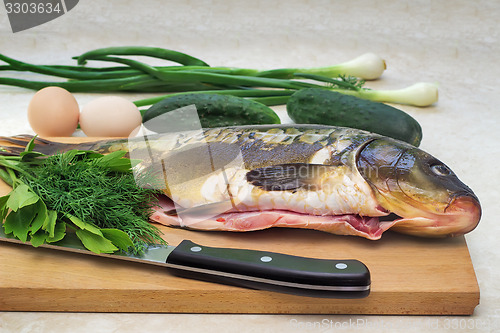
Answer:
[143, 93, 280, 132]
[286, 88, 422, 146]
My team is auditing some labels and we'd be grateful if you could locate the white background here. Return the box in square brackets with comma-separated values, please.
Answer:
[0, 0, 499, 332]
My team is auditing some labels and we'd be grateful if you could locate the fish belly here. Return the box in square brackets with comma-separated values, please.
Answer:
[151, 196, 395, 240]
[127, 125, 389, 239]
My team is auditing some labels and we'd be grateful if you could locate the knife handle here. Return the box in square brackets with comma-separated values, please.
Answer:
[165, 240, 370, 298]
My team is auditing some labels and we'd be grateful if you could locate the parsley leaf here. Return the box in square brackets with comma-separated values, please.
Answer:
[4, 202, 38, 242]
[6, 183, 39, 212]
[76, 229, 118, 254]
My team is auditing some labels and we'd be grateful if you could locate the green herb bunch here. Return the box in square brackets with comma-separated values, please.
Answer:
[0, 139, 165, 254]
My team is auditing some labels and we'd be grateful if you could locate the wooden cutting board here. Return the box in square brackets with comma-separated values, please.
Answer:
[0, 137, 479, 314]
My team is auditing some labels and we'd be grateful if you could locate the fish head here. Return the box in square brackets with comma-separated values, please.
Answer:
[356, 138, 481, 237]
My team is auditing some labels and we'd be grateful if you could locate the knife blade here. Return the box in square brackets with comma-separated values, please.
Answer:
[0, 228, 370, 298]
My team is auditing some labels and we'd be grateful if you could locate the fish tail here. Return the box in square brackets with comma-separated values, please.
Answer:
[0, 135, 100, 156]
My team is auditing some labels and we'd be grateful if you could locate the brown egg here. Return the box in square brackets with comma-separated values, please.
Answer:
[27, 87, 80, 137]
[79, 96, 142, 137]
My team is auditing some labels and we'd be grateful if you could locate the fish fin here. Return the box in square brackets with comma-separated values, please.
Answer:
[246, 163, 329, 191]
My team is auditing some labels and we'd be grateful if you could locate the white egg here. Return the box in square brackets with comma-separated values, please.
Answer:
[79, 96, 142, 137]
[27, 86, 80, 137]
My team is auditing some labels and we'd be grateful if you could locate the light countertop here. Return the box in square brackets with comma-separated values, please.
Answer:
[0, 1, 499, 332]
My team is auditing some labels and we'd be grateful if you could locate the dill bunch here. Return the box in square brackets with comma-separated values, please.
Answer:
[21, 150, 165, 253]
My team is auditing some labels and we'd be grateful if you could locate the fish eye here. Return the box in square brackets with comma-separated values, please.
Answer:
[430, 163, 452, 176]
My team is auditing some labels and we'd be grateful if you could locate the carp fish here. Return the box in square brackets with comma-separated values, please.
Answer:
[0, 125, 481, 240]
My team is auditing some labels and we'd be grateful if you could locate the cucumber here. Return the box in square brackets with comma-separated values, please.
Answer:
[143, 93, 280, 132]
[286, 88, 422, 146]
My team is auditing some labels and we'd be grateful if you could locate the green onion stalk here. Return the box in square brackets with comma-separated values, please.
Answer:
[0, 46, 438, 107]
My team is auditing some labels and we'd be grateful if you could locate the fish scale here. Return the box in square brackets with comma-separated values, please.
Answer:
[0, 125, 481, 240]
[130, 126, 388, 218]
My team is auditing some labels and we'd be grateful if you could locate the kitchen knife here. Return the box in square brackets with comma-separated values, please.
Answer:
[0, 228, 370, 299]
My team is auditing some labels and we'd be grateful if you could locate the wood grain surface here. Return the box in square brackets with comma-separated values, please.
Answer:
[0, 137, 480, 314]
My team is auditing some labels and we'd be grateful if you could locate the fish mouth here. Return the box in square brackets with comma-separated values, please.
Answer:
[388, 195, 481, 238]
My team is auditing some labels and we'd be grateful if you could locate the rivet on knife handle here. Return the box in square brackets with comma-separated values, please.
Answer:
[165, 240, 371, 299]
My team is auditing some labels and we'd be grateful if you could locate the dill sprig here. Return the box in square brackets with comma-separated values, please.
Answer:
[22, 151, 165, 253]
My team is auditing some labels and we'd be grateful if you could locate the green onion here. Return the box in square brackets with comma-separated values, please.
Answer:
[340, 82, 439, 107]
[256, 53, 386, 80]
[133, 89, 295, 107]
[75, 46, 210, 67]
[0, 54, 139, 80]
[0, 46, 436, 107]
[0, 75, 164, 92]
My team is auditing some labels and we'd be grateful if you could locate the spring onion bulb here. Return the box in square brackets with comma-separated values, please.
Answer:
[354, 82, 439, 106]
[256, 53, 386, 80]
[320, 53, 387, 80]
